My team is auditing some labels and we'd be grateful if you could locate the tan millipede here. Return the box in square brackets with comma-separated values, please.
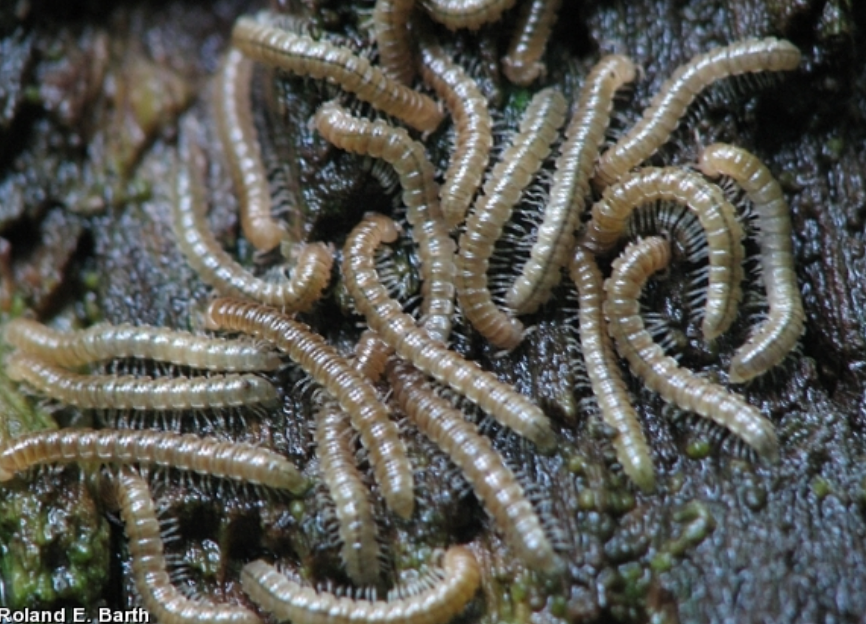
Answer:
[204, 297, 414, 519]
[456, 87, 567, 349]
[421, 0, 518, 30]
[4, 318, 282, 372]
[6, 353, 280, 411]
[569, 246, 655, 492]
[602, 236, 779, 462]
[0, 428, 308, 492]
[501, 0, 563, 85]
[373, 0, 417, 86]
[417, 35, 492, 229]
[231, 16, 442, 133]
[506, 55, 637, 315]
[173, 133, 333, 311]
[387, 359, 562, 575]
[116, 469, 265, 624]
[314, 102, 455, 344]
[241, 546, 480, 624]
[698, 143, 805, 383]
[581, 166, 745, 340]
[342, 214, 556, 452]
[314, 402, 381, 587]
[353, 329, 393, 383]
[215, 46, 286, 252]
[593, 37, 802, 189]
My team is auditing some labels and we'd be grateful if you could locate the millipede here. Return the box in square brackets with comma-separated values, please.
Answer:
[314, 401, 381, 587]
[698, 143, 805, 383]
[373, 0, 416, 86]
[387, 358, 562, 575]
[0, 428, 308, 493]
[421, 0, 518, 31]
[501, 0, 563, 86]
[115, 470, 265, 624]
[314, 101, 455, 345]
[4, 318, 282, 372]
[215, 46, 286, 253]
[417, 34, 492, 229]
[505, 54, 637, 315]
[241, 546, 480, 624]
[6, 352, 280, 411]
[352, 329, 393, 383]
[456, 87, 566, 350]
[602, 236, 779, 462]
[569, 246, 655, 492]
[581, 166, 745, 340]
[231, 15, 443, 133]
[173, 132, 333, 311]
[204, 297, 414, 520]
[342, 214, 556, 452]
[593, 37, 801, 189]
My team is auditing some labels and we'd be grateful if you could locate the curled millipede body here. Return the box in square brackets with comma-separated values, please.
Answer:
[116, 470, 265, 624]
[506, 55, 637, 315]
[241, 546, 480, 624]
[387, 359, 561, 575]
[231, 16, 442, 133]
[314, 402, 381, 587]
[603, 237, 779, 462]
[205, 297, 414, 519]
[581, 166, 745, 340]
[421, 0, 518, 30]
[569, 246, 655, 492]
[342, 214, 556, 452]
[698, 143, 805, 383]
[215, 47, 286, 252]
[417, 35, 492, 229]
[456, 87, 567, 349]
[501, 0, 563, 85]
[4, 318, 281, 372]
[6, 353, 279, 411]
[373, 0, 416, 86]
[594, 37, 801, 189]
[353, 329, 393, 383]
[173, 133, 333, 311]
[315, 102, 455, 344]
[0, 428, 307, 492]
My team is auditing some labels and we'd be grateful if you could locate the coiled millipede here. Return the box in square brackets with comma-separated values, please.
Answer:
[241, 546, 481, 624]
[581, 166, 745, 340]
[0, 428, 308, 493]
[421, 0, 518, 31]
[204, 297, 415, 520]
[342, 213, 556, 452]
[603, 236, 779, 462]
[698, 143, 805, 383]
[594, 37, 801, 189]
[4, 318, 282, 372]
[314, 101, 456, 345]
